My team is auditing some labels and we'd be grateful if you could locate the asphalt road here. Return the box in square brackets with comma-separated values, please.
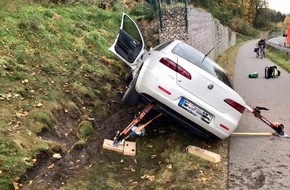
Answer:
[228, 40, 290, 190]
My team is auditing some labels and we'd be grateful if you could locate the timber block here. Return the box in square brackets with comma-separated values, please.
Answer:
[102, 139, 124, 154]
[232, 132, 272, 136]
[187, 145, 221, 163]
[123, 141, 136, 156]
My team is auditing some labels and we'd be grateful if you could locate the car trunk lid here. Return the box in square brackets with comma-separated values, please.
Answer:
[176, 58, 243, 113]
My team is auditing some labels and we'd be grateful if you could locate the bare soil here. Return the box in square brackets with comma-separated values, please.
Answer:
[18, 99, 229, 190]
[18, 100, 136, 189]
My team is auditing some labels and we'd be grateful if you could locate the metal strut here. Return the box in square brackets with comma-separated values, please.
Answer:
[113, 104, 161, 145]
[245, 105, 288, 137]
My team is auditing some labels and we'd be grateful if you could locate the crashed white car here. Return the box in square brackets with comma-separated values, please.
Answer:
[109, 13, 246, 140]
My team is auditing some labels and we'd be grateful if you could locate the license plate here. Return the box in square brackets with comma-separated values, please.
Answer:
[178, 97, 213, 124]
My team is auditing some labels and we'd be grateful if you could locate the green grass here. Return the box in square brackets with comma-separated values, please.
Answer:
[266, 46, 290, 72]
[0, 1, 127, 188]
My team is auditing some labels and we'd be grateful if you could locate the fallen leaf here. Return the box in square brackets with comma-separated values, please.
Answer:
[123, 167, 130, 171]
[15, 111, 29, 118]
[35, 103, 43, 108]
[32, 159, 37, 164]
[47, 163, 54, 169]
[131, 158, 137, 164]
[21, 79, 29, 84]
[141, 174, 155, 181]
[53, 153, 62, 159]
[166, 164, 173, 169]
[200, 177, 208, 182]
[12, 181, 19, 190]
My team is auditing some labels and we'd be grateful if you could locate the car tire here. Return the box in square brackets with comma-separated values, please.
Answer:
[122, 75, 141, 107]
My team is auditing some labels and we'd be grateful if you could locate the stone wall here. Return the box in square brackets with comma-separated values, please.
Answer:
[159, 7, 236, 60]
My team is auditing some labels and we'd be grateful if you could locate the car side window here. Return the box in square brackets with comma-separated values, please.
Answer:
[123, 15, 142, 45]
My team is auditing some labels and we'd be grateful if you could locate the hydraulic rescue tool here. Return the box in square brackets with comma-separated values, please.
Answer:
[245, 105, 288, 138]
[112, 104, 162, 146]
[102, 102, 288, 155]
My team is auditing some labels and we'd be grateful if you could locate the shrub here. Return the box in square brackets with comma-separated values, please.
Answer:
[230, 17, 259, 37]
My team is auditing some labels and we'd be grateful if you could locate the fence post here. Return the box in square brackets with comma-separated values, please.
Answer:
[156, 0, 163, 31]
[184, 0, 188, 32]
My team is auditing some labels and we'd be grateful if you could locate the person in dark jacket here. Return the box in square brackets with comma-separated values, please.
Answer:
[256, 38, 266, 57]
[257, 38, 266, 49]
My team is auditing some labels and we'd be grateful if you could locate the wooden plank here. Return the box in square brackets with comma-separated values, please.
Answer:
[102, 139, 124, 154]
[186, 145, 221, 163]
[232, 132, 272, 136]
[123, 141, 136, 156]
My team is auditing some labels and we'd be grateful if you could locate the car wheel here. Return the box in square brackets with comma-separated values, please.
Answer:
[122, 75, 141, 107]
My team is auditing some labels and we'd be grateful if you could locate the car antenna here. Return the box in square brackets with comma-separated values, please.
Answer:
[201, 47, 214, 64]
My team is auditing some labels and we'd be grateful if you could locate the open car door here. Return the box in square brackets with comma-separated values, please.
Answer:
[109, 13, 145, 69]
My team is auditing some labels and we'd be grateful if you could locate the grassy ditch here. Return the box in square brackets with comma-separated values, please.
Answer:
[0, 1, 251, 190]
[64, 124, 229, 190]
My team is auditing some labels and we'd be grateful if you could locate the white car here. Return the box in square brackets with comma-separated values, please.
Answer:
[109, 13, 246, 140]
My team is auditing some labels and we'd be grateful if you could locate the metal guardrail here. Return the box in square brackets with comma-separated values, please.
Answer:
[266, 41, 290, 54]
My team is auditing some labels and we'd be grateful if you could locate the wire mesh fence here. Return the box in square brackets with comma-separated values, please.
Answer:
[146, 0, 188, 31]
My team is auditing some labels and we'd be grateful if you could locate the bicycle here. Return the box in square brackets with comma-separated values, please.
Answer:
[256, 45, 265, 59]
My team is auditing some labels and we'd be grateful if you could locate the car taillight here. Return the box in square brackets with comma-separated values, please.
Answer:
[159, 57, 191, 80]
[224, 99, 245, 114]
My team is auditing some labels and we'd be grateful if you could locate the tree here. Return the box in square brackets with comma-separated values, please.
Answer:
[284, 16, 290, 25]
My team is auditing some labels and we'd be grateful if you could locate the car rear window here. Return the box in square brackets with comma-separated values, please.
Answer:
[172, 43, 233, 88]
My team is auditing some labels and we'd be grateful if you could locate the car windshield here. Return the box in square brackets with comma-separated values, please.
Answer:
[172, 43, 233, 88]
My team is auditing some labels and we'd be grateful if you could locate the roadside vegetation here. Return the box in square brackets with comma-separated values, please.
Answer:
[0, 0, 127, 189]
[265, 46, 290, 73]
[0, 0, 288, 189]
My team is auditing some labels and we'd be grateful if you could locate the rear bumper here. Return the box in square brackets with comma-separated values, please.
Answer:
[141, 94, 220, 140]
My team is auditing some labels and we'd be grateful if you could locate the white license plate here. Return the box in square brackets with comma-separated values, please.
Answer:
[178, 97, 213, 124]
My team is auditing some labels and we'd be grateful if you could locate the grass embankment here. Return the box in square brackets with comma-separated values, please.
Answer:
[0, 2, 127, 188]
[266, 47, 290, 72]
